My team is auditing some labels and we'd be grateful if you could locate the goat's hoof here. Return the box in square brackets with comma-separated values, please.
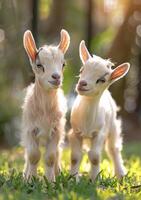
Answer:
[70, 173, 81, 182]
[116, 169, 127, 179]
[23, 172, 36, 182]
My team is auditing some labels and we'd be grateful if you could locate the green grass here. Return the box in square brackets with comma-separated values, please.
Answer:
[0, 142, 141, 200]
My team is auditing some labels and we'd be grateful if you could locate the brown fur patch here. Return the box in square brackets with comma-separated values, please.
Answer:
[91, 158, 100, 165]
[46, 154, 55, 167]
[29, 150, 41, 165]
[88, 151, 100, 166]
[71, 158, 78, 166]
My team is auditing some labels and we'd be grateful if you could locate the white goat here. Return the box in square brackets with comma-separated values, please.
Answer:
[69, 40, 130, 181]
[21, 29, 70, 181]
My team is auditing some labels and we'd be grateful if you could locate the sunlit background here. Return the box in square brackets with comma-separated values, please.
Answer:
[0, 0, 141, 147]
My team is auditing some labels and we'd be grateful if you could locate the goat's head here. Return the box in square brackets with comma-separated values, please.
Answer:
[23, 29, 70, 90]
[76, 40, 130, 96]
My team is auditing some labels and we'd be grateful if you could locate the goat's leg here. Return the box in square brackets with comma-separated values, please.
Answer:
[23, 150, 29, 178]
[69, 131, 82, 179]
[45, 135, 60, 182]
[106, 120, 126, 178]
[55, 148, 61, 176]
[88, 133, 104, 181]
[23, 133, 40, 180]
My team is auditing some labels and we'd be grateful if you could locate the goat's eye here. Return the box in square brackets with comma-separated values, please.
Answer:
[36, 64, 44, 72]
[62, 62, 66, 68]
[80, 67, 84, 73]
[96, 78, 106, 84]
[37, 64, 43, 68]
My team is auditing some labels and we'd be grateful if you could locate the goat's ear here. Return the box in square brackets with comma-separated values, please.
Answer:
[23, 30, 38, 62]
[58, 29, 70, 54]
[110, 63, 130, 82]
[79, 40, 91, 64]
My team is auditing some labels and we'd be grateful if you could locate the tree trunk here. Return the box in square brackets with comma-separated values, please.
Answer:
[108, 0, 141, 109]
[40, 0, 66, 38]
[86, 0, 93, 50]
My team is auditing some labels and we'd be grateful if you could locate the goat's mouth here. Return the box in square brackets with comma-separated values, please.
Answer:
[77, 85, 89, 92]
[48, 80, 61, 87]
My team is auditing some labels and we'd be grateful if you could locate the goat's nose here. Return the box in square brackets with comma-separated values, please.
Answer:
[52, 73, 60, 80]
[79, 80, 87, 87]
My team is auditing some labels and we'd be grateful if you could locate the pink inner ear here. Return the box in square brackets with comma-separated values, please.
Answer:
[110, 64, 128, 80]
[24, 32, 37, 61]
[80, 41, 91, 64]
[59, 35, 67, 52]
[81, 47, 89, 62]
[58, 30, 70, 54]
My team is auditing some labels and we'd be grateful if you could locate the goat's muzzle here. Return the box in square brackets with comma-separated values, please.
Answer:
[77, 80, 89, 92]
[48, 80, 61, 87]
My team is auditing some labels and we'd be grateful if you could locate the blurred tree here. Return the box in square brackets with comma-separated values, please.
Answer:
[108, 0, 141, 110]
[40, 0, 66, 38]
[31, 0, 39, 44]
[86, 0, 93, 49]
[136, 50, 141, 116]
[0, 0, 24, 145]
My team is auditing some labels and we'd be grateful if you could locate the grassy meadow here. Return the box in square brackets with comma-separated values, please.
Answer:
[0, 142, 140, 200]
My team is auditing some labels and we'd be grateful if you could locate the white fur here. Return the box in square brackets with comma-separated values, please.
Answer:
[21, 30, 70, 181]
[69, 41, 129, 181]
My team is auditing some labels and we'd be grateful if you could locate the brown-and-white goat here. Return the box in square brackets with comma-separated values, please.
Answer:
[69, 40, 130, 181]
[21, 29, 70, 181]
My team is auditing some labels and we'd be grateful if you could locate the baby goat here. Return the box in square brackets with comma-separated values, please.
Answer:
[69, 40, 130, 181]
[21, 29, 70, 181]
